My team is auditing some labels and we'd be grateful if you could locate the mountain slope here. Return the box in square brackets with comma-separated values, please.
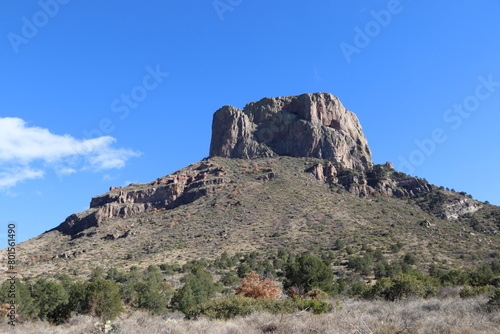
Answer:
[10, 155, 499, 279]
[6, 93, 499, 280]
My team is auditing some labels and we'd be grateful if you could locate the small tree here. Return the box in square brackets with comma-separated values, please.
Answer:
[84, 279, 123, 320]
[0, 280, 38, 321]
[236, 271, 280, 299]
[387, 274, 426, 301]
[284, 253, 334, 293]
[134, 282, 169, 314]
[31, 279, 69, 322]
[171, 266, 222, 314]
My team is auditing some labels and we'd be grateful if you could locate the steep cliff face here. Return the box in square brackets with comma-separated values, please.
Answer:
[210, 93, 372, 170]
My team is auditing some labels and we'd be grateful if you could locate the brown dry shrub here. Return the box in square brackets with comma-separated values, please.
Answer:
[235, 271, 280, 299]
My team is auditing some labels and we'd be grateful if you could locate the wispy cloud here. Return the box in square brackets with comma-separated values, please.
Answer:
[0, 167, 44, 189]
[0, 117, 141, 190]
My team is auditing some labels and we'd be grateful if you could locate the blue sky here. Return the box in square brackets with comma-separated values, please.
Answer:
[1, 0, 499, 244]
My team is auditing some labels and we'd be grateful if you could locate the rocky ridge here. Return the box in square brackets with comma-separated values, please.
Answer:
[55, 161, 233, 235]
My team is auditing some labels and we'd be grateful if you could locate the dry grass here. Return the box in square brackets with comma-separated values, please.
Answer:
[1, 297, 498, 334]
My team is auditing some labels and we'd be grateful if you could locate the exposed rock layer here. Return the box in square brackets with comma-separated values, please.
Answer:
[55, 162, 232, 235]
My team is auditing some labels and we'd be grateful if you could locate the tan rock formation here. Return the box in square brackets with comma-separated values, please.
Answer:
[210, 93, 372, 170]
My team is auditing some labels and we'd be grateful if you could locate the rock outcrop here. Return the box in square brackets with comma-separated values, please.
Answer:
[210, 93, 372, 170]
[440, 198, 483, 220]
[54, 162, 232, 235]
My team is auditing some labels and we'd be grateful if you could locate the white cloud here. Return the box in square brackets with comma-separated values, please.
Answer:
[0, 117, 141, 189]
[0, 167, 44, 189]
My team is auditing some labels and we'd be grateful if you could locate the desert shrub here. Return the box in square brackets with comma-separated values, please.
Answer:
[345, 246, 354, 255]
[334, 239, 345, 250]
[374, 262, 388, 278]
[428, 264, 445, 279]
[366, 274, 429, 301]
[213, 251, 235, 269]
[133, 282, 169, 314]
[237, 263, 252, 278]
[440, 269, 469, 286]
[55, 273, 74, 290]
[83, 279, 123, 320]
[235, 271, 280, 299]
[31, 279, 69, 323]
[220, 271, 241, 287]
[372, 249, 385, 262]
[491, 259, 500, 274]
[106, 267, 127, 283]
[261, 259, 277, 279]
[348, 280, 369, 297]
[459, 285, 493, 298]
[0, 280, 38, 321]
[159, 262, 181, 275]
[185, 295, 330, 320]
[469, 264, 495, 286]
[184, 295, 256, 319]
[284, 253, 334, 293]
[348, 254, 373, 276]
[171, 266, 222, 314]
[89, 266, 105, 281]
[485, 289, 500, 312]
[390, 242, 403, 253]
[402, 252, 419, 265]
[384, 262, 403, 277]
[387, 274, 428, 301]
[182, 259, 210, 273]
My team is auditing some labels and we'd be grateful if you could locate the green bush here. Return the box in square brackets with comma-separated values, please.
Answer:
[106, 267, 127, 283]
[284, 253, 334, 293]
[185, 295, 331, 320]
[0, 280, 38, 321]
[374, 262, 388, 278]
[31, 279, 69, 323]
[220, 271, 241, 287]
[347, 254, 373, 276]
[440, 269, 469, 286]
[185, 295, 256, 319]
[469, 264, 495, 286]
[460, 285, 493, 298]
[402, 253, 419, 265]
[485, 289, 500, 312]
[84, 279, 123, 320]
[366, 274, 430, 301]
[64, 281, 87, 316]
[134, 281, 169, 314]
[171, 266, 222, 314]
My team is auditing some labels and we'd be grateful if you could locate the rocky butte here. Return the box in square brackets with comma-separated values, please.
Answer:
[209, 93, 372, 171]
[7, 92, 498, 279]
[50, 92, 486, 237]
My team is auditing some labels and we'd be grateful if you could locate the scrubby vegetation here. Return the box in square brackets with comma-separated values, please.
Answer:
[1, 297, 499, 334]
[1, 248, 499, 331]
